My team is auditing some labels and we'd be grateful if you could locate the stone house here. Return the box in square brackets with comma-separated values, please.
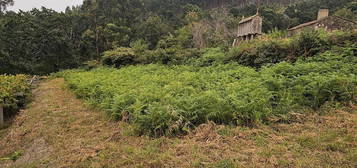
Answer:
[288, 9, 357, 36]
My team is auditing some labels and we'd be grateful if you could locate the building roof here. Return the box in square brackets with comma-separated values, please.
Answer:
[239, 14, 260, 24]
[288, 16, 357, 31]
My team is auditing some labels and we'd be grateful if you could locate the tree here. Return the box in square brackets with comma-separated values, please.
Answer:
[0, 8, 89, 74]
[0, 0, 13, 13]
[285, 0, 355, 26]
[334, 8, 356, 21]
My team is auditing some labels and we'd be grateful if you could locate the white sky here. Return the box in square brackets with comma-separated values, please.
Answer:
[7, 0, 84, 12]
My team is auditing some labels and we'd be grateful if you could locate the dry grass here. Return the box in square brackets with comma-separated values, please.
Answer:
[0, 78, 356, 168]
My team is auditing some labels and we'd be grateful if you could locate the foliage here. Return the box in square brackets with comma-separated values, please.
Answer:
[228, 30, 356, 67]
[102, 47, 138, 67]
[285, 0, 355, 27]
[194, 47, 226, 66]
[334, 8, 356, 21]
[0, 8, 93, 75]
[63, 45, 357, 136]
[266, 28, 288, 39]
[1, 0, 355, 75]
[0, 0, 13, 12]
[0, 75, 31, 115]
[291, 30, 328, 59]
[227, 37, 290, 68]
[100, 30, 356, 69]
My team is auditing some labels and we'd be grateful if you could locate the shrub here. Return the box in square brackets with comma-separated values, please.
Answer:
[102, 47, 138, 67]
[227, 38, 290, 67]
[290, 29, 328, 59]
[146, 47, 202, 65]
[325, 30, 357, 45]
[227, 30, 357, 67]
[0, 75, 31, 115]
[194, 47, 226, 66]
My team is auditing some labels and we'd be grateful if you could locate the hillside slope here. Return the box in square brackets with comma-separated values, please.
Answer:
[0, 78, 356, 167]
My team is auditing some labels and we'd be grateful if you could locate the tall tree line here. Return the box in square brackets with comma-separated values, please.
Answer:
[0, 0, 355, 75]
[0, 0, 13, 12]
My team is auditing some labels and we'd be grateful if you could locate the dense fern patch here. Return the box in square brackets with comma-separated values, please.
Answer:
[62, 46, 357, 136]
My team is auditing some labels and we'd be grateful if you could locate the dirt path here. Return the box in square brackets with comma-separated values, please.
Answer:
[0, 78, 121, 167]
[0, 78, 356, 168]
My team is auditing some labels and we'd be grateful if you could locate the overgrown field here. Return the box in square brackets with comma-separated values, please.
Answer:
[62, 45, 357, 136]
[0, 75, 31, 115]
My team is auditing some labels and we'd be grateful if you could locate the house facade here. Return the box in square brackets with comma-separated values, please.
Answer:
[288, 9, 357, 36]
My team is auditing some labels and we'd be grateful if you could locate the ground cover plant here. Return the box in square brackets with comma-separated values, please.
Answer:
[62, 44, 357, 136]
[0, 75, 31, 115]
[1, 78, 356, 167]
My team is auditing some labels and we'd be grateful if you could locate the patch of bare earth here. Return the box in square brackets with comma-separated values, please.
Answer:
[0, 78, 356, 168]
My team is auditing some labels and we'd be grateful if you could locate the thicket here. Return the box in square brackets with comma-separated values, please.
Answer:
[101, 30, 357, 68]
[0, 75, 31, 115]
[227, 30, 357, 67]
[228, 29, 357, 70]
[0, 8, 92, 75]
[62, 43, 357, 136]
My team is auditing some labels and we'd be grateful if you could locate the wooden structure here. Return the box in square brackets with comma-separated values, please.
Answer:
[0, 105, 3, 128]
[288, 9, 357, 36]
[233, 13, 262, 46]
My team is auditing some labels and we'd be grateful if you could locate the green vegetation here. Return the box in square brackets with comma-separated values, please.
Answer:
[227, 30, 357, 67]
[62, 40, 357, 136]
[1, 0, 356, 75]
[0, 0, 13, 12]
[1, 78, 355, 167]
[0, 75, 31, 114]
[101, 30, 357, 68]
[0, 0, 356, 166]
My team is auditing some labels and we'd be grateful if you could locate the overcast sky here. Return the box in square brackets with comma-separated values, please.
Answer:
[7, 0, 84, 12]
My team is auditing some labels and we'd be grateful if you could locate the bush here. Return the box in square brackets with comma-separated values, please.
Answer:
[227, 38, 290, 67]
[227, 30, 357, 67]
[100, 31, 356, 69]
[102, 47, 138, 67]
[193, 47, 226, 66]
[0, 75, 31, 115]
[145, 47, 202, 65]
[290, 29, 328, 59]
